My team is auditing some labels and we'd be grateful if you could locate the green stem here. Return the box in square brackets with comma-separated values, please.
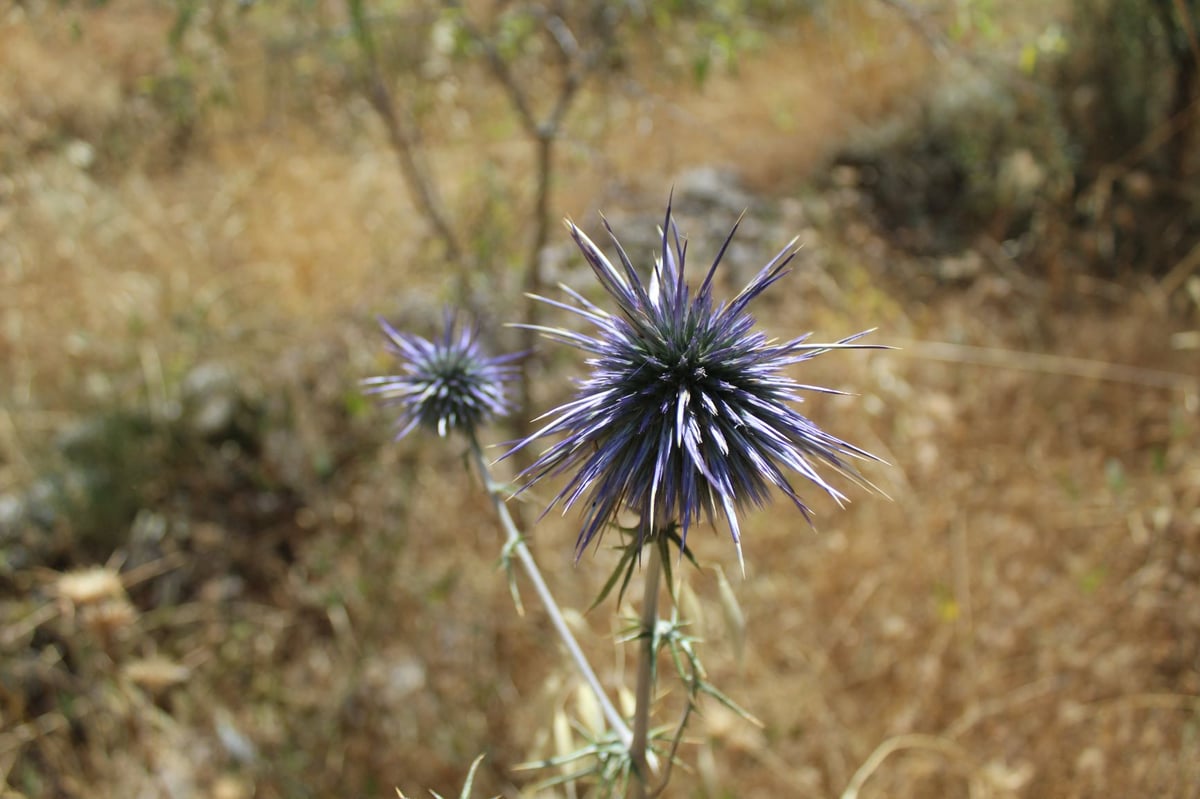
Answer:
[629, 533, 663, 797]
[467, 435, 632, 748]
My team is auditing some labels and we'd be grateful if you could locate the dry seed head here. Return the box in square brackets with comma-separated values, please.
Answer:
[123, 657, 192, 692]
[80, 598, 137, 638]
[55, 566, 124, 605]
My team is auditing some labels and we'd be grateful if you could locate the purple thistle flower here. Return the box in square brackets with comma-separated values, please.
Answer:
[363, 311, 521, 439]
[506, 203, 884, 566]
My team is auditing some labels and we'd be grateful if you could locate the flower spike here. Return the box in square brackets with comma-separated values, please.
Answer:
[506, 203, 886, 563]
[363, 310, 521, 439]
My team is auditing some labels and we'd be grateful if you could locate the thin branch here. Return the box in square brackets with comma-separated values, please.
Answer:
[873, 0, 950, 59]
[648, 672, 696, 797]
[448, 1, 539, 134]
[347, 0, 464, 266]
[545, 12, 582, 62]
[447, 1, 607, 440]
[1172, 0, 1200, 69]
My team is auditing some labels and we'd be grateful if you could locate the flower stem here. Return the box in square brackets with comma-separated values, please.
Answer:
[629, 534, 663, 798]
[467, 436, 632, 749]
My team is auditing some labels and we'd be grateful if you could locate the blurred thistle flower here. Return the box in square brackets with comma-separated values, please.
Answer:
[506, 203, 885, 565]
[363, 311, 521, 439]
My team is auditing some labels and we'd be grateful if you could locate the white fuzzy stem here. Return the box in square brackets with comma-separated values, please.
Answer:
[468, 437, 632, 749]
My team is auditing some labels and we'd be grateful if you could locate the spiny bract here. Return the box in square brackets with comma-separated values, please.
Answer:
[364, 312, 521, 439]
[506, 202, 884, 567]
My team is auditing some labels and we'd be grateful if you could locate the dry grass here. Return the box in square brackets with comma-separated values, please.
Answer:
[3, 1, 1200, 798]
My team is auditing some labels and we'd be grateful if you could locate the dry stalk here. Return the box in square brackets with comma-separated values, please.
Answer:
[840, 733, 989, 799]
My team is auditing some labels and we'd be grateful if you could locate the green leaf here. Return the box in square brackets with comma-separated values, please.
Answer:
[1019, 42, 1038, 74]
[343, 390, 369, 419]
[698, 680, 763, 728]
[1104, 457, 1127, 493]
[657, 534, 676, 601]
[498, 537, 526, 616]
[169, 0, 198, 50]
[588, 537, 639, 612]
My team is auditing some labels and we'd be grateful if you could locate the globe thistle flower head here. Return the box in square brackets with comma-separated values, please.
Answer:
[363, 311, 521, 439]
[507, 203, 885, 566]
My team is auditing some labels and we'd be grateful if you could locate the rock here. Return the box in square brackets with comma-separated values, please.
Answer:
[0, 492, 32, 573]
[0, 493, 22, 532]
[181, 362, 241, 438]
[672, 165, 755, 215]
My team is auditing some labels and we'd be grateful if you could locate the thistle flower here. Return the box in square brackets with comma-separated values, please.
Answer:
[506, 204, 884, 565]
[363, 311, 521, 439]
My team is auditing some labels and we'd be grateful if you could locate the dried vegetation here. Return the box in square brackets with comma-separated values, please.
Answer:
[1, 1, 1199, 798]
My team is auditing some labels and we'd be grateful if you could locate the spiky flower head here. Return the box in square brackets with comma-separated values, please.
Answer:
[507, 203, 884, 565]
[363, 311, 520, 439]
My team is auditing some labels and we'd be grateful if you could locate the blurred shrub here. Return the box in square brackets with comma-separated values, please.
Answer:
[50, 408, 167, 561]
[629, 0, 828, 82]
[1055, 0, 1198, 172]
[830, 62, 1074, 257]
[828, 0, 1199, 281]
[1051, 0, 1199, 278]
[6, 364, 288, 576]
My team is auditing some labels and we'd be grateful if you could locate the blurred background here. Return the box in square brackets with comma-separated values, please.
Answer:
[2, 0, 1199, 796]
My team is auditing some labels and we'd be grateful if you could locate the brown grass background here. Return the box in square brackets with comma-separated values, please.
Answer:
[2, 1, 1199, 798]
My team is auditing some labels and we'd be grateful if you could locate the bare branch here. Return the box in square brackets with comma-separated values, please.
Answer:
[347, 0, 464, 265]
